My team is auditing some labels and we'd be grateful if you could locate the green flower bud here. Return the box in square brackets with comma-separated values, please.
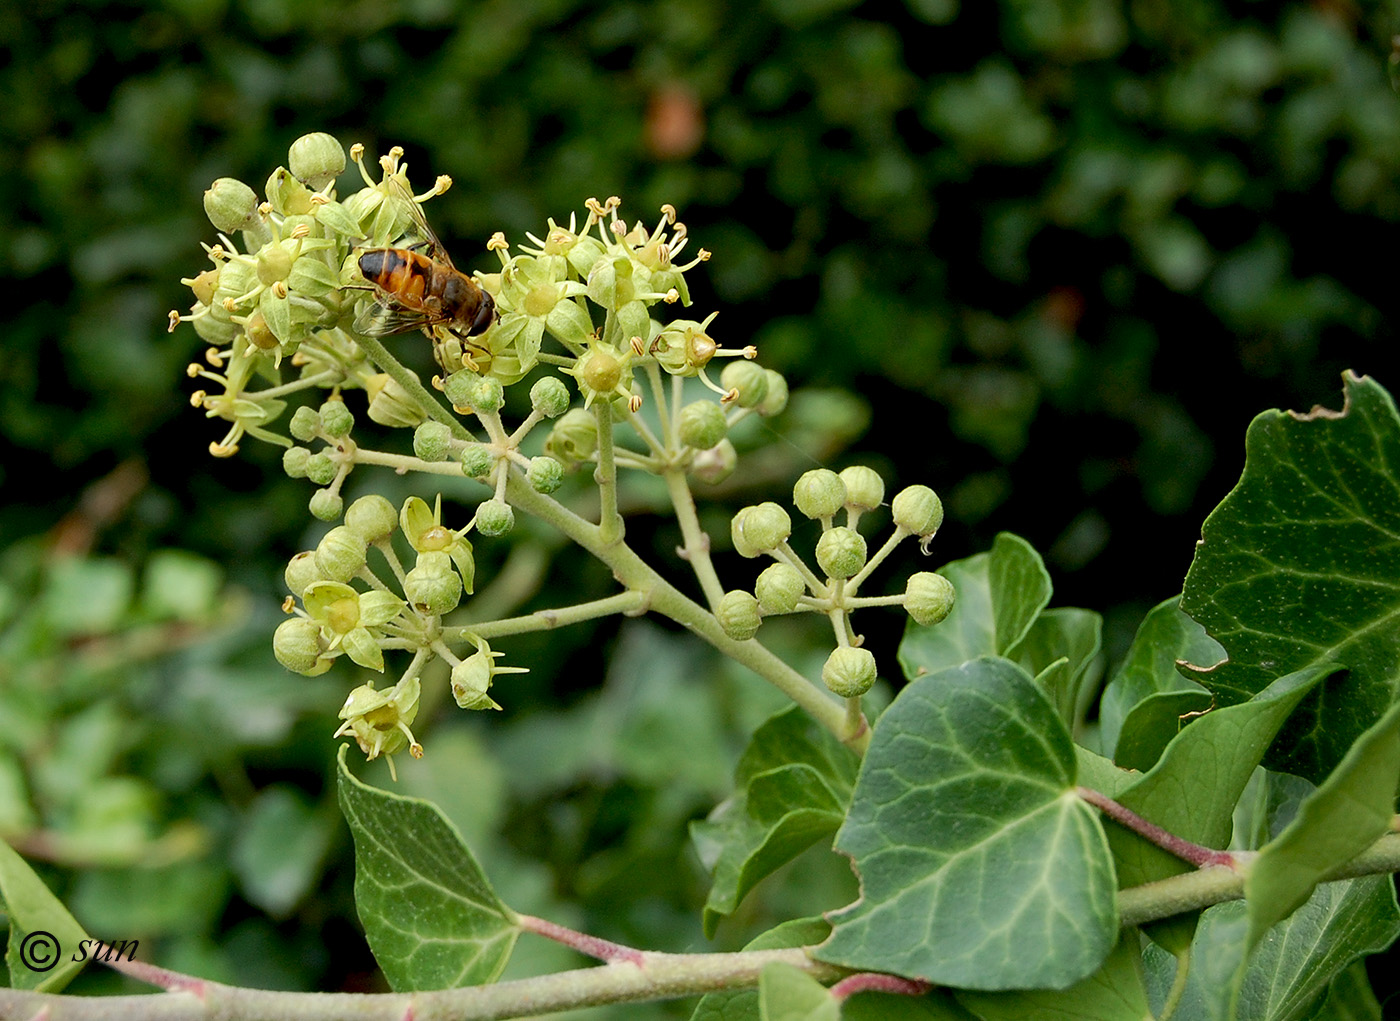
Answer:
[404, 551, 462, 616]
[720, 360, 768, 409]
[839, 465, 884, 512]
[690, 439, 737, 485]
[273, 617, 330, 675]
[737, 502, 791, 554]
[315, 525, 368, 581]
[459, 444, 494, 480]
[289, 405, 321, 442]
[730, 507, 759, 558]
[283, 446, 311, 479]
[906, 572, 956, 627]
[284, 551, 322, 598]
[822, 646, 877, 697]
[319, 398, 354, 438]
[309, 488, 343, 521]
[288, 132, 345, 190]
[528, 455, 565, 494]
[256, 243, 294, 286]
[203, 177, 259, 233]
[892, 485, 944, 537]
[475, 499, 515, 537]
[755, 563, 805, 615]
[794, 469, 846, 520]
[305, 453, 337, 486]
[530, 376, 571, 418]
[366, 373, 427, 429]
[756, 370, 789, 417]
[678, 400, 727, 451]
[413, 421, 453, 462]
[717, 590, 762, 641]
[444, 370, 505, 414]
[344, 495, 398, 543]
[816, 526, 867, 580]
[545, 408, 599, 469]
[265, 166, 313, 216]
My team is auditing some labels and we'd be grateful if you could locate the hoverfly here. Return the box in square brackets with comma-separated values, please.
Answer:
[353, 178, 497, 372]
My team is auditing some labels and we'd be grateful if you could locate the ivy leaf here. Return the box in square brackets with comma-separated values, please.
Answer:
[898, 533, 1051, 677]
[1181, 372, 1400, 783]
[759, 962, 839, 1021]
[1112, 688, 1215, 773]
[692, 707, 858, 938]
[0, 837, 90, 991]
[819, 658, 1117, 990]
[336, 745, 519, 990]
[1012, 606, 1103, 730]
[955, 934, 1150, 1020]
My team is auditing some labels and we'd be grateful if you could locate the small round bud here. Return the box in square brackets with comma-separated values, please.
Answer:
[284, 551, 322, 597]
[344, 495, 398, 543]
[305, 452, 338, 486]
[906, 572, 956, 627]
[545, 409, 599, 469]
[413, 421, 453, 462]
[288, 132, 346, 190]
[678, 400, 727, 451]
[892, 485, 944, 537]
[528, 455, 565, 494]
[444, 371, 504, 414]
[530, 376, 571, 418]
[289, 405, 321, 442]
[730, 508, 759, 558]
[273, 617, 328, 675]
[737, 502, 791, 554]
[315, 525, 368, 581]
[755, 563, 805, 615]
[309, 488, 343, 521]
[256, 243, 294, 286]
[459, 444, 494, 480]
[839, 466, 884, 512]
[794, 469, 846, 520]
[690, 439, 737, 485]
[822, 646, 877, 698]
[717, 590, 762, 641]
[319, 398, 354, 439]
[756, 370, 789, 417]
[282, 446, 311, 479]
[720, 360, 769, 409]
[475, 499, 515, 537]
[203, 177, 259, 233]
[816, 526, 867, 580]
[403, 551, 462, 616]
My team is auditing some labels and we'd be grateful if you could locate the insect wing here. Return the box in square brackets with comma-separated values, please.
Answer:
[354, 297, 441, 338]
[385, 177, 455, 269]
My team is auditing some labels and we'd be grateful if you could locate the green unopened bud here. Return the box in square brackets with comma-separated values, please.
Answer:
[730, 508, 759, 558]
[475, 499, 515, 537]
[273, 617, 330, 675]
[794, 469, 846, 520]
[203, 177, 259, 233]
[315, 525, 368, 581]
[822, 646, 877, 697]
[816, 526, 866, 579]
[545, 408, 599, 469]
[344, 495, 398, 543]
[736, 502, 791, 554]
[530, 376, 571, 418]
[839, 466, 884, 513]
[256, 243, 294, 286]
[366, 373, 427, 428]
[265, 166, 313, 216]
[404, 551, 462, 616]
[755, 563, 805, 615]
[309, 488, 343, 521]
[528, 455, 565, 494]
[690, 439, 737, 484]
[413, 421, 453, 462]
[284, 551, 322, 597]
[459, 444, 494, 480]
[283, 446, 311, 479]
[906, 572, 956, 626]
[678, 400, 727, 450]
[756, 370, 789, 417]
[288, 132, 345, 190]
[892, 485, 944, 537]
[290, 405, 321, 442]
[305, 453, 337, 486]
[444, 370, 505, 414]
[717, 590, 762, 641]
[720, 360, 768, 409]
[319, 398, 354, 438]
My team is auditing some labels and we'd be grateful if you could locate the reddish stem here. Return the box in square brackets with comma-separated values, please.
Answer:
[95, 944, 207, 996]
[516, 914, 646, 966]
[1077, 786, 1236, 869]
[829, 972, 932, 1000]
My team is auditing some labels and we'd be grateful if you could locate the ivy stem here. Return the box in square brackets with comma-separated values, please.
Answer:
[351, 333, 466, 436]
[517, 914, 646, 966]
[443, 591, 647, 641]
[828, 973, 931, 1000]
[594, 401, 623, 544]
[846, 528, 907, 593]
[1076, 787, 1238, 868]
[663, 468, 725, 612]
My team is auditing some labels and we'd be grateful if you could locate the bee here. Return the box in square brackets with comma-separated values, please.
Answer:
[353, 179, 497, 372]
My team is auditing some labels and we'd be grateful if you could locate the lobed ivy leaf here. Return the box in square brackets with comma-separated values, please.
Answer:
[819, 658, 1117, 991]
[692, 706, 859, 938]
[1181, 372, 1400, 783]
[0, 837, 90, 991]
[1012, 606, 1102, 731]
[955, 935, 1150, 1020]
[336, 745, 519, 991]
[1112, 688, 1215, 773]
